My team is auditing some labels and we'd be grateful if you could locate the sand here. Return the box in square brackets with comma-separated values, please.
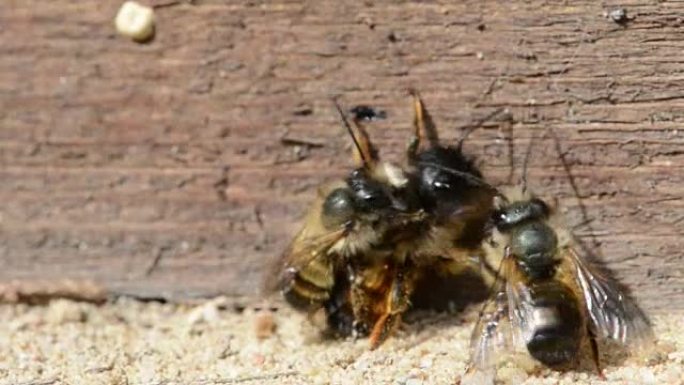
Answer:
[1, 298, 681, 385]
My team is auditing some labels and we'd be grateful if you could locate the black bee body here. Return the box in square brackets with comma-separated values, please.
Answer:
[414, 145, 495, 250]
[493, 197, 584, 368]
[524, 280, 583, 366]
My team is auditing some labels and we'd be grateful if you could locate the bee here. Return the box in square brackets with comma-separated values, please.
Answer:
[401, 90, 499, 281]
[464, 152, 654, 383]
[270, 100, 423, 346]
[350, 92, 502, 345]
[337, 93, 502, 347]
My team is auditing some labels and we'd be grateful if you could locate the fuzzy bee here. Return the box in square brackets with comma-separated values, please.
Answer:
[400, 90, 499, 283]
[270, 101, 424, 346]
[352, 92, 500, 346]
[342, 93, 501, 346]
[463, 179, 654, 384]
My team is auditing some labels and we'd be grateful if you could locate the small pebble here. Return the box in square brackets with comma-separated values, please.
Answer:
[187, 301, 220, 326]
[353, 358, 370, 372]
[419, 356, 433, 369]
[46, 299, 86, 324]
[668, 350, 684, 363]
[251, 353, 266, 366]
[608, 8, 628, 24]
[254, 310, 277, 339]
[115, 1, 155, 42]
[639, 368, 657, 384]
[407, 368, 422, 379]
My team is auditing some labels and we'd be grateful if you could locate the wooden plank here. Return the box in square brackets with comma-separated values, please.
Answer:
[1, 0, 683, 310]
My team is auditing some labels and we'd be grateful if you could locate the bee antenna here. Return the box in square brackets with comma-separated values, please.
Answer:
[332, 98, 371, 168]
[409, 89, 440, 147]
[504, 118, 515, 186]
[547, 129, 602, 253]
[456, 107, 506, 151]
[521, 133, 535, 195]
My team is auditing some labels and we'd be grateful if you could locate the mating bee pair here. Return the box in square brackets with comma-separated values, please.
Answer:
[269, 92, 654, 381]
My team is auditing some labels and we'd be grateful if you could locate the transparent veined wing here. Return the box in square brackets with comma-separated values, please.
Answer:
[565, 247, 655, 347]
[276, 226, 347, 288]
[262, 200, 348, 296]
[464, 252, 522, 385]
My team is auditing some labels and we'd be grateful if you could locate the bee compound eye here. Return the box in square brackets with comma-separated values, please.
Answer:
[322, 188, 356, 229]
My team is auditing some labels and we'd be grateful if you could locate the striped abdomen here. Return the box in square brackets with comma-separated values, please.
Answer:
[525, 280, 583, 367]
[281, 258, 334, 310]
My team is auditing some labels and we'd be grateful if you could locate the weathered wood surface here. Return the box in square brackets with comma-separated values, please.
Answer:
[1, 0, 682, 310]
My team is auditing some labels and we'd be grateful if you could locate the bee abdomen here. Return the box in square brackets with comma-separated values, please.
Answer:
[527, 320, 582, 366]
[282, 276, 331, 310]
[282, 262, 334, 310]
[526, 281, 583, 367]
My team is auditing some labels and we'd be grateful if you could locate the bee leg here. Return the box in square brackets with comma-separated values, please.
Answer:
[369, 267, 414, 349]
[324, 282, 356, 338]
[351, 320, 370, 339]
[369, 314, 398, 350]
[346, 264, 375, 338]
[587, 327, 605, 379]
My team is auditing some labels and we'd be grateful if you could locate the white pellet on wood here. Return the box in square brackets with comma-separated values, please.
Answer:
[115, 1, 155, 42]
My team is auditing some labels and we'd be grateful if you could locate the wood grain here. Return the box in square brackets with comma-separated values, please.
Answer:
[1, 0, 682, 310]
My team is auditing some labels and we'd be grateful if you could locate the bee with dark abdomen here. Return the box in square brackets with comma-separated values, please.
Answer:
[342, 93, 502, 347]
[463, 179, 654, 384]
[400, 90, 499, 280]
[351, 92, 501, 346]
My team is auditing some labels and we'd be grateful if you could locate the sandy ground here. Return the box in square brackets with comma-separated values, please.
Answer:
[0, 298, 682, 385]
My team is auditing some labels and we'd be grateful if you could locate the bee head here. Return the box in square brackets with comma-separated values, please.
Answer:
[320, 168, 411, 230]
[492, 197, 550, 231]
[347, 168, 414, 213]
[414, 146, 491, 220]
[322, 99, 417, 230]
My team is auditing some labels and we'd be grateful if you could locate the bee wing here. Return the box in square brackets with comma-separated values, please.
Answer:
[275, 225, 347, 286]
[466, 251, 539, 385]
[564, 247, 655, 347]
[465, 292, 508, 384]
[281, 227, 346, 271]
[505, 271, 538, 351]
[467, 253, 519, 376]
[261, 203, 348, 296]
[468, 290, 511, 368]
